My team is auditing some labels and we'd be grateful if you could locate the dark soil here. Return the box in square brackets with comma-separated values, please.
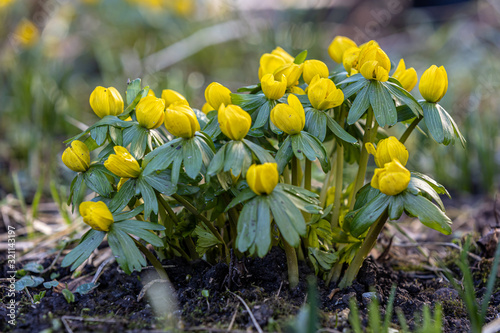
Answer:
[1, 245, 499, 332]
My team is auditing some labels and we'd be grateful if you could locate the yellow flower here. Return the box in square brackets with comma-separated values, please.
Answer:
[366, 136, 409, 168]
[303, 60, 329, 85]
[135, 96, 166, 129]
[62, 140, 90, 172]
[246, 163, 279, 195]
[419, 65, 448, 103]
[371, 160, 411, 196]
[117, 178, 129, 191]
[343, 47, 360, 74]
[14, 19, 39, 48]
[289, 86, 306, 95]
[261, 74, 287, 100]
[307, 75, 344, 110]
[328, 36, 357, 63]
[392, 59, 418, 91]
[258, 53, 287, 80]
[218, 104, 252, 140]
[271, 46, 295, 63]
[89, 86, 124, 118]
[164, 105, 200, 138]
[104, 146, 141, 178]
[201, 102, 215, 115]
[358, 44, 391, 81]
[147, 89, 156, 97]
[270, 94, 305, 135]
[205, 82, 232, 110]
[274, 63, 303, 88]
[161, 89, 189, 108]
[79, 201, 114, 232]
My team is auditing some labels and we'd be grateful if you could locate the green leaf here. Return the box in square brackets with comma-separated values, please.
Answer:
[231, 93, 267, 111]
[423, 102, 465, 147]
[64, 116, 133, 144]
[236, 196, 271, 257]
[411, 172, 450, 197]
[62, 289, 75, 303]
[182, 137, 203, 179]
[224, 141, 253, 177]
[353, 184, 381, 210]
[275, 185, 322, 215]
[75, 282, 99, 295]
[242, 139, 275, 164]
[108, 228, 147, 273]
[68, 174, 85, 211]
[194, 225, 222, 255]
[401, 192, 452, 235]
[193, 108, 209, 129]
[23, 262, 44, 273]
[340, 76, 369, 100]
[202, 114, 221, 138]
[383, 81, 422, 117]
[299, 132, 331, 172]
[226, 187, 257, 210]
[113, 204, 144, 221]
[114, 220, 165, 247]
[268, 191, 307, 247]
[207, 143, 226, 177]
[109, 178, 136, 213]
[369, 81, 397, 127]
[252, 100, 273, 130]
[137, 178, 158, 220]
[123, 124, 149, 160]
[43, 281, 60, 289]
[407, 176, 445, 210]
[142, 138, 183, 175]
[109, 126, 123, 146]
[83, 166, 113, 198]
[275, 136, 294, 174]
[388, 195, 404, 220]
[337, 73, 365, 86]
[90, 126, 108, 146]
[397, 105, 417, 122]
[326, 114, 357, 144]
[347, 85, 371, 125]
[237, 84, 261, 93]
[294, 50, 308, 64]
[350, 193, 391, 237]
[308, 248, 338, 271]
[304, 108, 327, 142]
[61, 230, 106, 270]
[141, 170, 176, 195]
[126, 78, 142, 105]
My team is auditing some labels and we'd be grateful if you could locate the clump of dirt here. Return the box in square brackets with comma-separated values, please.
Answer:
[1, 245, 498, 332]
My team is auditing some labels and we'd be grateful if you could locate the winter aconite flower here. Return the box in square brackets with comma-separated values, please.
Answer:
[343, 47, 360, 74]
[89, 86, 124, 118]
[392, 59, 418, 91]
[14, 19, 39, 48]
[258, 47, 294, 79]
[358, 43, 391, 82]
[205, 82, 232, 110]
[161, 89, 189, 108]
[307, 75, 344, 110]
[164, 105, 200, 138]
[371, 160, 411, 196]
[62, 140, 90, 172]
[104, 146, 141, 178]
[274, 63, 303, 88]
[270, 94, 305, 135]
[79, 201, 114, 232]
[218, 104, 252, 140]
[201, 102, 214, 115]
[419, 65, 448, 103]
[366, 136, 409, 168]
[261, 74, 287, 100]
[328, 36, 357, 64]
[246, 163, 279, 195]
[135, 96, 166, 129]
[302, 60, 329, 85]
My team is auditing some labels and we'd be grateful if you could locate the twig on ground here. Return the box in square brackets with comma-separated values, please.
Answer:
[227, 290, 264, 333]
[92, 257, 114, 284]
[226, 307, 238, 332]
[393, 242, 482, 261]
[137, 279, 173, 302]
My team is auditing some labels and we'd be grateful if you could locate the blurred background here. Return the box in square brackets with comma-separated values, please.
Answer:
[0, 0, 499, 210]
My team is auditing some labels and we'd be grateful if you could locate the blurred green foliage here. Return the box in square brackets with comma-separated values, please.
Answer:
[0, 0, 498, 198]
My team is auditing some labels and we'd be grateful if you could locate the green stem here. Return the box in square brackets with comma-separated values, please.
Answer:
[304, 159, 312, 191]
[326, 260, 344, 286]
[291, 156, 299, 186]
[283, 165, 291, 185]
[319, 148, 337, 207]
[184, 237, 199, 260]
[348, 109, 378, 211]
[331, 108, 347, 228]
[283, 237, 299, 288]
[157, 194, 179, 224]
[339, 210, 388, 289]
[132, 238, 169, 280]
[399, 116, 422, 144]
[172, 194, 229, 261]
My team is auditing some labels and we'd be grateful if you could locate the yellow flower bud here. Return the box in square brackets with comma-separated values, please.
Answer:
[357, 44, 391, 81]
[146, 89, 156, 97]
[289, 85, 306, 95]
[135, 96, 166, 129]
[117, 177, 129, 191]
[218, 104, 252, 141]
[261, 74, 287, 100]
[307, 75, 344, 110]
[347, 68, 359, 77]
[89, 86, 124, 118]
[201, 102, 215, 115]
[274, 63, 303, 88]
[258, 53, 287, 80]
[303, 60, 329, 85]
[366, 136, 409, 168]
[419, 65, 448, 103]
[246, 163, 279, 195]
[161, 89, 189, 108]
[164, 105, 200, 138]
[343, 47, 360, 74]
[205, 82, 232, 110]
[270, 94, 305, 135]
[62, 140, 90, 172]
[328, 36, 357, 63]
[392, 59, 418, 91]
[371, 160, 411, 196]
[104, 146, 141, 178]
[14, 19, 39, 48]
[271, 46, 295, 63]
[79, 201, 114, 232]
